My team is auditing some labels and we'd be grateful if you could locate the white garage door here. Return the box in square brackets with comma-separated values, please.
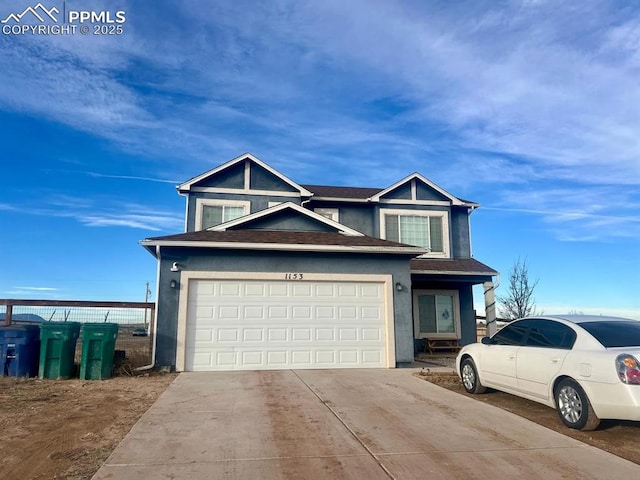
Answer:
[184, 279, 389, 371]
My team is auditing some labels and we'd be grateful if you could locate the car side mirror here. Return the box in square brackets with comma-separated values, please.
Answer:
[481, 336, 491, 345]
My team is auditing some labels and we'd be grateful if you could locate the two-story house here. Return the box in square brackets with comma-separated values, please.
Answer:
[141, 153, 498, 371]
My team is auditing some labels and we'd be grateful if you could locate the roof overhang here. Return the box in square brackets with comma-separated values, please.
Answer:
[140, 239, 426, 256]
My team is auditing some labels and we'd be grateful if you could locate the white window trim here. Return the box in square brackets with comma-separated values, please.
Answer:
[314, 208, 339, 222]
[413, 289, 461, 340]
[379, 208, 450, 258]
[195, 198, 250, 230]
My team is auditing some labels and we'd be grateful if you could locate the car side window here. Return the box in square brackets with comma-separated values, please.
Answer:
[523, 320, 576, 349]
[489, 322, 528, 346]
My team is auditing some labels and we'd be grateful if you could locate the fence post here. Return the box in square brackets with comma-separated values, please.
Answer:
[4, 304, 11, 326]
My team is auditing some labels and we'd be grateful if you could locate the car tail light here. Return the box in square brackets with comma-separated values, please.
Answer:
[616, 355, 640, 384]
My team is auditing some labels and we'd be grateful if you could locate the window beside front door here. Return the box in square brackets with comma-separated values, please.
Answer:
[195, 199, 250, 230]
[413, 289, 460, 339]
[381, 209, 449, 257]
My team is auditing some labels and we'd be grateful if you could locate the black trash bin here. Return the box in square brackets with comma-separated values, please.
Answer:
[0, 325, 41, 377]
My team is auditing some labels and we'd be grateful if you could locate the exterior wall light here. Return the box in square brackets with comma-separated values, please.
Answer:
[395, 282, 404, 292]
[170, 262, 180, 272]
[170, 279, 178, 289]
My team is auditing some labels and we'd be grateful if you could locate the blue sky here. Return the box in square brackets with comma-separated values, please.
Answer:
[1, 0, 638, 319]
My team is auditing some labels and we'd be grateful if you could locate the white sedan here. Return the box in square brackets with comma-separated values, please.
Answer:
[456, 315, 640, 430]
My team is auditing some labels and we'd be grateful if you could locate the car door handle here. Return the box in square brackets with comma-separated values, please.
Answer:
[551, 358, 559, 363]
[508, 355, 516, 360]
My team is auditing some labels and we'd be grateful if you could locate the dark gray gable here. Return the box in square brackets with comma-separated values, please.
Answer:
[192, 159, 245, 189]
[379, 177, 450, 202]
[380, 181, 412, 200]
[415, 181, 451, 202]
[178, 153, 313, 196]
[250, 162, 299, 192]
[226, 208, 337, 233]
[371, 173, 468, 206]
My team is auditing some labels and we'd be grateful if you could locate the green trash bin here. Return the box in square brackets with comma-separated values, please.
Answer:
[39, 322, 81, 379]
[80, 323, 119, 380]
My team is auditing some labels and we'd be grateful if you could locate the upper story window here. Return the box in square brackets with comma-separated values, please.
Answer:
[380, 209, 449, 257]
[195, 199, 250, 230]
[314, 208, 339, 222]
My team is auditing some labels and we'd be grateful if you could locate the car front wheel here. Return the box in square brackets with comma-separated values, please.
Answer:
[555, 378, 600, 431]
[460, 358, 486, 394]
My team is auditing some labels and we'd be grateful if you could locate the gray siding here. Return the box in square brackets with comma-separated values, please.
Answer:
[450, 207, 472, 258]
[307, 202, 375, 236]
[155, 248, 415, 368]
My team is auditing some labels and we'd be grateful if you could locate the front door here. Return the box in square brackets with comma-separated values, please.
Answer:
[413, 290, 460, 339]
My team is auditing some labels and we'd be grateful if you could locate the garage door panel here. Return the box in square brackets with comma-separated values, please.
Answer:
[243, 329, 263, 342]
[187, 347, 388, 371]
[217, 329, 238, 342]
[185, 279, 389, 371]
[316, 328, 334, 341]
[268, 328, 287, 341]
[219, 283, 241, 296]
[292, 284, 313, 296]
[219, 306, 239, 320]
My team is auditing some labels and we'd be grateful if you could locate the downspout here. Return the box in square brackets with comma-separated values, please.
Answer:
[135, 244, 161, 371]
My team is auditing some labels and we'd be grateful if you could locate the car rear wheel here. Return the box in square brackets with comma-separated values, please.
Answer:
[555, 378, 600, 431]
[461, 358, 486, 394]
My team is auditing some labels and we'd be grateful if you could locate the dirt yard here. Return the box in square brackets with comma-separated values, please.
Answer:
[0, 373, 176, 480]
[416, 368, 640, 466]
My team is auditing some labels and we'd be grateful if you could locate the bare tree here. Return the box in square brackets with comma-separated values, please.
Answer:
[497, 257, 540, 321]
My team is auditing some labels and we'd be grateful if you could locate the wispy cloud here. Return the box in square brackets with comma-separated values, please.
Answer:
[2, 194, 183, 232]
[488, 185, 640, 241]
[84, 172, 180, 184]
[13, 286, 58, 291]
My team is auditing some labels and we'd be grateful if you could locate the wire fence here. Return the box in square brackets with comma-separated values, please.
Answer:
[1, 300, 155, 371]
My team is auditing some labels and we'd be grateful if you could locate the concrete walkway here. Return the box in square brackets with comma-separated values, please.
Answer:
[93, 369, 640, 479]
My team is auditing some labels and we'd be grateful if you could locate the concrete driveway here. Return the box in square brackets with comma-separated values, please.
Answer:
[93, 368, 640, 479]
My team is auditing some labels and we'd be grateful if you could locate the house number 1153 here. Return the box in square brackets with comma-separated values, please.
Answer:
[284, 273, 304, 280]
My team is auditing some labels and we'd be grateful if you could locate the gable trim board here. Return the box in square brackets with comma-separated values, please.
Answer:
[368, 173, 476, 207]
[177, 153, 313, 197]
[176, 271, 396, 371]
